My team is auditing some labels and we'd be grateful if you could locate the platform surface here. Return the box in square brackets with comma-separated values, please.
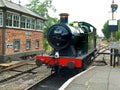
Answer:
[59, 66, 120, 90]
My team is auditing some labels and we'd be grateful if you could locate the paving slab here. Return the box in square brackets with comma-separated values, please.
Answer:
[59, 66, 120, 90]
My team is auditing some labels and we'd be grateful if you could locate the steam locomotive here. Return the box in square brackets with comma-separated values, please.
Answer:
[36, 13, 97, 72]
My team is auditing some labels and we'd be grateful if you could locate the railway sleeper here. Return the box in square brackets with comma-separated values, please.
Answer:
[10, 69, 37, 74]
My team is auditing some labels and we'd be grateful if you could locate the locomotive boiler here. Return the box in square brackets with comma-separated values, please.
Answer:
[36, 13, 97, 72]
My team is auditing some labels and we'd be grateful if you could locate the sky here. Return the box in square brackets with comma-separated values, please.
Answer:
[13, 0, 120, 37]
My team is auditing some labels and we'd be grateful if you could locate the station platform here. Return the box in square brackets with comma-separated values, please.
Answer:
[59, 66, 120, 90]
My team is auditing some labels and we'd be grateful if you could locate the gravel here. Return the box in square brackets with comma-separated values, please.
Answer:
[0, 65, 51, 90]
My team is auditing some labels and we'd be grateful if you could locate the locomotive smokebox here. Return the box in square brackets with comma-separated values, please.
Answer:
[59, 13, 69, 23]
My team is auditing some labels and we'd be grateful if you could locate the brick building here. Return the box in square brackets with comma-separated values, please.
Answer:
[0, 0, 46, 62]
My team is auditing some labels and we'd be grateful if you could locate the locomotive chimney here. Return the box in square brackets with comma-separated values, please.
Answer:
[59, 13, 69, 24]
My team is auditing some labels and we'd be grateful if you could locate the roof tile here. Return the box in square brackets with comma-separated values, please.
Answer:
[0, 0, 46, 20]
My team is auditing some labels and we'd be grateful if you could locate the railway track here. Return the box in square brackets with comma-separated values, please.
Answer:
[0, 61, 38, 83]
[0, 61, 51, 90]
[91, 45, 110, 66]
[26, 69, 80, 90]
[93, 45, 109, 59]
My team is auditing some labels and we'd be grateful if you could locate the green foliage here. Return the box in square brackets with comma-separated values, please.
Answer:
[116, 20, 120, 40]
[26, 0, 56, 17]
[102, 21, 111, 39]
[26, 0, 58, 52]
[116, 30, 120, 40]
[69, 22, 74, 26]
[102, 20, 120, 41]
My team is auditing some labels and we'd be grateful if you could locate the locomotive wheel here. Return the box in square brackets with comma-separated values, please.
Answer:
[36, 60, 42, 67]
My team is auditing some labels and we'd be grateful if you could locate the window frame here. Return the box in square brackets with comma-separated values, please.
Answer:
[13, 14, 20, 28]
[0, 12, 3, 26]
[21, 15, 36, 30]
[31, 18, 36, 29]
[36, 19, 43, 30]
[6, 12, 13, 27]
[14, 39, 20, 51]
[21, 16, 26, 28]
[26, 17, 31, 29]
[6, 12, 20, 28]
[35, 39, 39, 48]
[26, 39, 31, 50]
[5, 11, 44, 31]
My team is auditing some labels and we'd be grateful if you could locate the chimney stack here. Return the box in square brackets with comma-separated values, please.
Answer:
[59, 13, 69, 24]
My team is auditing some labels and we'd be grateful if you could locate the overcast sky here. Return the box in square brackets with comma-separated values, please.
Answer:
[13, 0, 120, 36]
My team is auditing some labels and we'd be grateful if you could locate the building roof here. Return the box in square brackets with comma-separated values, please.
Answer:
[0, 0, 46, 20]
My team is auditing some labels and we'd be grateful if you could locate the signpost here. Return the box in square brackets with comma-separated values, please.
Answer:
[109, 0, 118, 67]
[108, 20, 118, 31]
[110, 42, 119, 49]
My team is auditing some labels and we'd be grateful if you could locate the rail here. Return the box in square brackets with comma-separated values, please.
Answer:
[0, 61, 38, 83]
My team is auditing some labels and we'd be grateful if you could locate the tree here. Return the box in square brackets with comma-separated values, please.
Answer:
[26, 0, 58, 52]
[102, 21, 111, 40]
[26, 0, 56, 17]
[102, 20, 120, 41]
[116, 20, 120, 40]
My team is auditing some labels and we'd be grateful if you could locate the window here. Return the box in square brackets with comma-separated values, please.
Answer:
[6, 12, 12, 26]
[5, 12, 44, 30]
[21, 16, 36, 29]
[26, 18, 31, 28]
[21, 16, 26, 28]
[14, 39, 20, 51]
[6, 12, 20, 27]
[35, 40, 39, 48]
[31, 19, 35, 29]
[13, 14, 20, 27]
[26, 39, 31, 49]
[0, 12, 3, 26]
[36, 19, 43, 30]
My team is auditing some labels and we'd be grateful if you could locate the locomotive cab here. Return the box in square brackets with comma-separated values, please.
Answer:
[75, 22, 96, 56]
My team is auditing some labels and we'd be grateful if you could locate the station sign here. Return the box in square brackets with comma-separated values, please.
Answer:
[108, 20, 118, 31]
[110, 41, 119, 49]
[7, 43, 13, 48]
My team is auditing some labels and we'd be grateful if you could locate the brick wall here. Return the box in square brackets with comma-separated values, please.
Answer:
[5, 29, 43, 55]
